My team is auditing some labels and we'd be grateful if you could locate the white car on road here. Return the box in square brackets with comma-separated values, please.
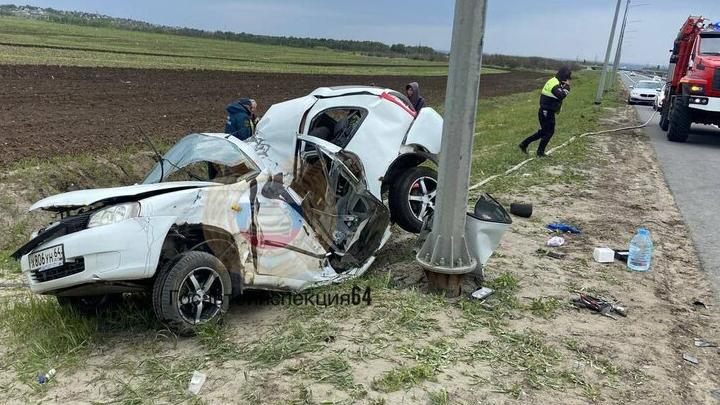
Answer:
[628, 80, 663, 105]
[13, 86, 510, 334]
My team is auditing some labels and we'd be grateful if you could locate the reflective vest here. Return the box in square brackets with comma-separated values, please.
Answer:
[542, 77, 561, 99]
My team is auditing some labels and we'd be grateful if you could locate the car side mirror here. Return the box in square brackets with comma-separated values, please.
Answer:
[629, 86, 634, 89]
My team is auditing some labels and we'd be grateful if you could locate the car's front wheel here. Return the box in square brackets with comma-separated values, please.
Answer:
[389, 166, 438, 233]
[152, 251, 231, 336]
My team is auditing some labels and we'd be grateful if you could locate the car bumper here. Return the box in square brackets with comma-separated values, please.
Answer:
[688, 96, 720, 112]
[629, 96, 656, 104]
[20, 216, 176, 294]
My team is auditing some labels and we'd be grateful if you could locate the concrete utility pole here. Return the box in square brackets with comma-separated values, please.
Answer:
[610, 0, 631, 89]
[416, 0, 487, 296]
[595, 0, 623, 104]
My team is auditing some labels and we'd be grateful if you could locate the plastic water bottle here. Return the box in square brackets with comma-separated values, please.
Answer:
[627, 228, 653, 272]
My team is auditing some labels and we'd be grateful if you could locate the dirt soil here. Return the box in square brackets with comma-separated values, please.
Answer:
[0, 65, 546, 167]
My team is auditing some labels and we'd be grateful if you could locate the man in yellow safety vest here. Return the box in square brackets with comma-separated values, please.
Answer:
[519, 67, 572, 157]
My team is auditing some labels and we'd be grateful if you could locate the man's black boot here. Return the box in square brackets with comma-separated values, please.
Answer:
[518, 143, 529, 155]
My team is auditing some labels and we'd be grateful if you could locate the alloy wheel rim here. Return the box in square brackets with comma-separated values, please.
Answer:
[177, 266, 224, 325]
[408, 176, 437, 221]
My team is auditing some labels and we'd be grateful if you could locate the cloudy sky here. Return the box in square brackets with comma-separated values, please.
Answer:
[13, 0, 720, 65]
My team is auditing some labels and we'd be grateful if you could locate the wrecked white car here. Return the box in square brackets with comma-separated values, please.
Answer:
[254, 85, 443, 233]
[13, 86, 510, 334]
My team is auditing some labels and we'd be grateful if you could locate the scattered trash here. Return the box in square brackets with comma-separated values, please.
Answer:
[571, 293, 627, 319]
[547, 236, 566, 247]
[694, 339, 718, 348]
[693, 300, 708, 309]
[593, 247, 615, 263]
[711, 389, 720, 400]
[37, 368, 56, 385]
[471, 287, 494, 300]
[188, 370, 207, 395]
[509, 202, 533, 218]
[612, 249, 629, 263]
[682, 353, 699, 365]
[536, 248, 566, 259]
[627, 228, 653, 272]
[547, 222, 582, 234]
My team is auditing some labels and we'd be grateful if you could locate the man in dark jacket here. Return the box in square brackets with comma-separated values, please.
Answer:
[225, 98, 257, 141]
[519, 67, 572, 157]
[405, 82, 426, 112]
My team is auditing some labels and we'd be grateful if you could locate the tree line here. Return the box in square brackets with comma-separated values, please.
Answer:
[1, 5, 585, 69]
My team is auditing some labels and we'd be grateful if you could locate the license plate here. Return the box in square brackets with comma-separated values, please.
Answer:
[29, 245, 65, 272]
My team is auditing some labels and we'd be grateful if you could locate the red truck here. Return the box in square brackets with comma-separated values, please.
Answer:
[659, 16, 720, 142]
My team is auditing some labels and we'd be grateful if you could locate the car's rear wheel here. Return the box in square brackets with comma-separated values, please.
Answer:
[57, 294, 122, 315]
[152, 251, 231, 336]
[389, 166, 438, 233]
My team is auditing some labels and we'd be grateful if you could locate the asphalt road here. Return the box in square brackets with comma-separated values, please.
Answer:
[620, 72, 720, 294]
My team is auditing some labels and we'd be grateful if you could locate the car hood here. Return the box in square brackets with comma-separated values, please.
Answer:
[29, 181, 218, 212]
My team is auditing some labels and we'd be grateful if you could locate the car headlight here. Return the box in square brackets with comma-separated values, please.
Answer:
[689, 85, 705, 95]
[87, 202, 141, 228]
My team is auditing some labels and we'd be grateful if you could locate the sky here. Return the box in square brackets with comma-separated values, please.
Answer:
[10, 0, 720, 66]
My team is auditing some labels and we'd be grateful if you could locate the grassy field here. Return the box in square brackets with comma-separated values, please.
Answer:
[0, 72, 635, 403]
[0, 16, 501, 76]
[470, 70, 622, 194]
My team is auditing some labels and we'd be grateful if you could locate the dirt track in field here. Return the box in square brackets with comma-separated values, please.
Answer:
[0, 65, 546, 167]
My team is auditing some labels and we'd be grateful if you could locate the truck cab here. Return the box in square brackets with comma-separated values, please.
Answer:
[661, 18, 720, 142]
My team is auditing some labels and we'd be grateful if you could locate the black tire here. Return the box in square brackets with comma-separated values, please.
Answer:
[152, 251, 231, 336]
[659, 102, 670, 131]
[57, 294, 122, 315]
[627, 98, 634, 105]
[667, 96, 691, 142]
[389, 166, 438, 233]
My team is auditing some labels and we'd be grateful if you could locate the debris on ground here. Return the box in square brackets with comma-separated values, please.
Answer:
[682, 353, 699, 365]
[613, 249, 629, 263]
[571, 293, 627, 319]
[693, 300, 708, 309]
[188, 371, 207, 395]
[593, 247, 615, 263]
[546, 222, 582, 234]
[694, 339, 718, 348]
[547, 236, 566, 247]
[509, 202, 533, 218]
[471, 287, 494, 300]
[536, 248, 566, 260]
[37, 369, 56, 385]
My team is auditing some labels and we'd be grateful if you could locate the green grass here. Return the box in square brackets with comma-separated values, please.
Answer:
[0, 250, 20, 276]
[0, 293, 160, 384]
[527, 296, 564, 319]
[469, 71, 623, 194]
[0, 16, 508, 76]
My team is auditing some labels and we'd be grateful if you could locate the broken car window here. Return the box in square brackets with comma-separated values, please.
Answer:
[308, 107, 367, 148]
[142, 134, 259, 184]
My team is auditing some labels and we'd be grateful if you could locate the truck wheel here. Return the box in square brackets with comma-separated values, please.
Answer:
[152, 251, 231, 336]
[57, 294, 122, 315]
[659, 102, 670, 131]
[667, 96, 690, 142]
[389, 166, 437, 233]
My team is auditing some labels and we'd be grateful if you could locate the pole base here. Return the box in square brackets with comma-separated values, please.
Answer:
[424, 270, 464, 297]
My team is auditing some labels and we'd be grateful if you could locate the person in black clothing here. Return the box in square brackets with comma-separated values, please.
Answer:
[519, 67, 572, 157]
[405, 82, 426, 112]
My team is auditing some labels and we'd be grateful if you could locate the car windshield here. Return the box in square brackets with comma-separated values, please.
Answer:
[636, 81, 662, 90]
[700, 36, 720, 55]
[142, 133, 259, 184]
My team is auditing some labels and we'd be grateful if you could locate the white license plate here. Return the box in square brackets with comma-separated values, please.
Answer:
[29, 245, 65, 272]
